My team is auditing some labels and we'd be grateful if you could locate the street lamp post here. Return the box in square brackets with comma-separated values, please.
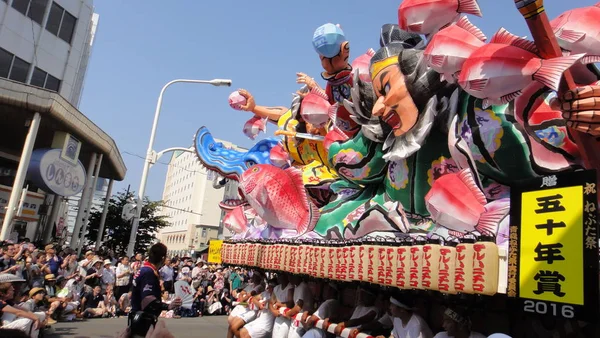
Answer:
[126, 78, 232, 257]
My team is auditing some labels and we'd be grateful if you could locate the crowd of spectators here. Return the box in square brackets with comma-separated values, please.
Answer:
[0, 239, 245, 337]
[2, 238, 592, 338]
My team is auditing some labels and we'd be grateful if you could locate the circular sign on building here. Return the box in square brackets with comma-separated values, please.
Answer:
[27, 149, 86, 197]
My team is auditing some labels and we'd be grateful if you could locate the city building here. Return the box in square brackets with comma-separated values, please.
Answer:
[158, 141, 243, 257]
[0, 0, 126, 247]
[0, 0, 98, 107]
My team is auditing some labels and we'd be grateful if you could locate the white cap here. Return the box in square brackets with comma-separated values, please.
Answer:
[0, 274, 25, 283]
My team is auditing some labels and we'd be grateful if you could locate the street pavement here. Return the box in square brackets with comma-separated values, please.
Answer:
[45, 316, 229, 338]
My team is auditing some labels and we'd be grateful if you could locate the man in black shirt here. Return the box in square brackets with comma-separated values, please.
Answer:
[128, 243, 181, 337]
[82, 285, 106, 318]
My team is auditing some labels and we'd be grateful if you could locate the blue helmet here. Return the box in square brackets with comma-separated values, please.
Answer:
[312, 23, 346, 58]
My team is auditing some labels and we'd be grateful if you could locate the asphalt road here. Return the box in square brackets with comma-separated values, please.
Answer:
[44, 316, 229, 338]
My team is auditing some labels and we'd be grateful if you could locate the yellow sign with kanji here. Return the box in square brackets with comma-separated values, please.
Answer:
[208, 240, 223, 264]
[520, 186, 583, 305]
[509, 170, 599, 322]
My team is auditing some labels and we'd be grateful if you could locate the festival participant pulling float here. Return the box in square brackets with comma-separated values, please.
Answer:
[199, 0, 600, 336]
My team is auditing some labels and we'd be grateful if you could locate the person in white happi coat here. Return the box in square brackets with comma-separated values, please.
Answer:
[333, 287, 378, 338]
[227, 272, 265, 338]
[283, 275, 314, 338]
[240, 280, 277, 338]
[270, 273, 295, 338]
[376, 296, 432, 338]
[300, 281, 340, 338]
[433, 307, 486, 338]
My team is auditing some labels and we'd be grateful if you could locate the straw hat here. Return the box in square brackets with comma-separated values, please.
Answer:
[0, 273, 25, 283]
[104, 259, 112, 266]
[207, 286, 214, 293]
[44, 274, 56, 281]
[90, 258, 103, 267]
[29, 287, 45, 297]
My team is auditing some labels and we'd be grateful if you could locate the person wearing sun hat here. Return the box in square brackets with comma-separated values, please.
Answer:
[44, 274, 67, 322]
[101, 259, 115, 292]
[20, 288, 55, 325]
[44, 243, 66, 276]
[84, 258, 104, 292]
[0, 275, 44, 336]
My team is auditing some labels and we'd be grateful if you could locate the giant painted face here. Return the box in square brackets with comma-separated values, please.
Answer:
[370, 58, 418, 137]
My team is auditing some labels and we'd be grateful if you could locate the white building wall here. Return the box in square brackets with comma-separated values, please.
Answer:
[158, 140, 244, 256]
[0, 0, 96, 107]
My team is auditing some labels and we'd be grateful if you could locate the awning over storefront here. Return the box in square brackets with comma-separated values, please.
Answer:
[0, 78, 126, 180]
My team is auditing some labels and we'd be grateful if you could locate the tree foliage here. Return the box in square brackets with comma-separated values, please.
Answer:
[84, 190, 168, 256]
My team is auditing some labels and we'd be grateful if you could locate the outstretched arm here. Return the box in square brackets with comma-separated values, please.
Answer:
[296, 72, 325, 93]
[238, 89, 288, 122]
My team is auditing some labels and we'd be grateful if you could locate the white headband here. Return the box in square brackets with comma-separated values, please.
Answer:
[360, 287, 375, 296]
[390, 296, 412, 310]
[445, 308, 470, 327]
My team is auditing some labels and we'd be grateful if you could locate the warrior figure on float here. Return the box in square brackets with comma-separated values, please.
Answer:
[195, 0, 600, 248]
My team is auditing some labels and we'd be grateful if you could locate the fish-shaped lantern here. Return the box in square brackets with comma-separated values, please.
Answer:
[222, 205, 248, 235]
[229, 90, 247, 111]
[398, 0, 482, 35]
[239, 164, 320, 234]
[551, 2, 600, 62]
[458, 28, 585, 108]
[424, 16, 486, 83]
[243, 115, 268, 140]
[425, 169, 508, 237]
[323, 125, 350, 151]
[269, 142, 291, 168]
[351, 48, 376, 83]
[300, 88, 332, 128]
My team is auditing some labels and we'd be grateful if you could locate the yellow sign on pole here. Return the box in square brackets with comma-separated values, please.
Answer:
[519, 186, 584, 305]
[208, 240, 223, 264]
[509, 170, 599, 322]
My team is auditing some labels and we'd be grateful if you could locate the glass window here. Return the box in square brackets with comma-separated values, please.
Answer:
[9, 56, 29, 83]
[27, 0, 47, 25]
[58, 10, 76, 43]
[0, 48, 12, 78]
[11, 0, 29, 16]
[201, 228, 207, 237]
[45, 73, 60, 91]
[45, 2, 62, 36]
[30, 67, 46, 88]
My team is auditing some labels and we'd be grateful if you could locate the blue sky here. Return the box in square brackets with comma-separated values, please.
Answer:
[79, 0, 597, 200]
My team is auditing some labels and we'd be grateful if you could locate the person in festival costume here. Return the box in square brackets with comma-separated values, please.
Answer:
[270, 273, 295, 338]
[299, 282, 341, 338]
[433, 307, 485, 338]
[235, 88, 338, 208]
[127, 243, 181, 337]
[239, 279, 277, 338]
[377, 296, 432, 338]
[297, 23, 376, 138]
[314, 18, 600, 242]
